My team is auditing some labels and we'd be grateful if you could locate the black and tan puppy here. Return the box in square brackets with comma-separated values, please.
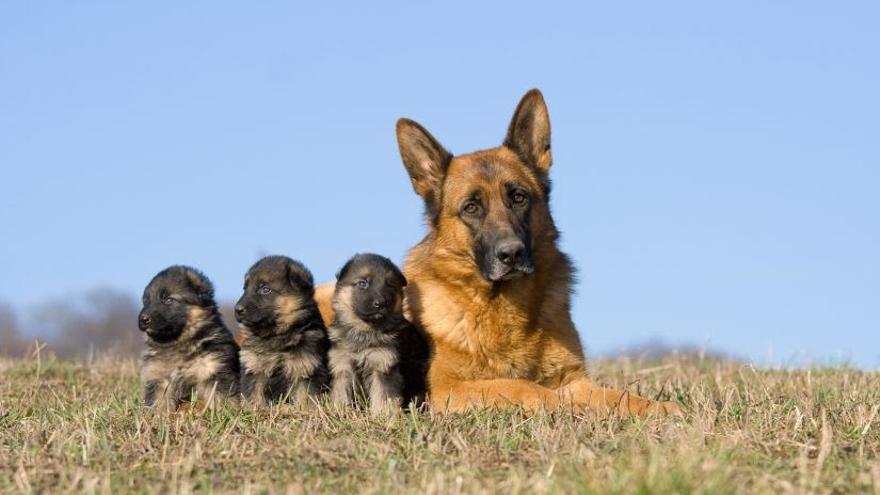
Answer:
[235, 256, 329, 406]
[138, 266, 240, 412]
[328, 253, 429, 414]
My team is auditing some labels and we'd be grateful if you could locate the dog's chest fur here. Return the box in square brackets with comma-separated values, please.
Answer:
[239, 327, 327, 404]
[140, 324, 238, 408]
[328, 322, 399, 381]
[405, 244, 582, 384]
[240, 343, 323, 381]
[409, 279, 537, 368]
[142, 350, 221, 385]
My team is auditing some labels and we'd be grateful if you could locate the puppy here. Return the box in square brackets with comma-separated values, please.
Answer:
[328, 253, 429, 414]
[138, 266, 239, 411]
[235, 256, 329, 406]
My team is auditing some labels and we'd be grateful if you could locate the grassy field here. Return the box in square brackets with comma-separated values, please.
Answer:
[1, 353, 878, 494]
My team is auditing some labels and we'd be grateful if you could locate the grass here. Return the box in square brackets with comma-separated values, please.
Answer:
[1, 353, 878, 494]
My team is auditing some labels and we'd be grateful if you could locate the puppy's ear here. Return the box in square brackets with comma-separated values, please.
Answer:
[396, 119, 452, 218]
[385, 258, 407, 288]
[184, 267, 215, 306]
[335, 256, 356, 282]
[394, 268, 408, 288]
[503, 89, 552, 174]
[286, 260, 315, 296]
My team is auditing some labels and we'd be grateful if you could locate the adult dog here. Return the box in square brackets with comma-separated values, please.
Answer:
[394, 89, 680, 416]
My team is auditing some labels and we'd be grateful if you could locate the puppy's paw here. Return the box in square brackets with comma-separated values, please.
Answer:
[175, 399, 208, 414]
[369, 399, 402, 418]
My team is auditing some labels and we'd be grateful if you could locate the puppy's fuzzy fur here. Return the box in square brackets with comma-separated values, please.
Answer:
[138, 266, 239, 412]
[235, 256, 329, 406]
[328, 254, 429, 414]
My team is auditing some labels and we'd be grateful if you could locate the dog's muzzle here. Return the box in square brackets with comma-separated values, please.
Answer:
[487, 238, 534, 281]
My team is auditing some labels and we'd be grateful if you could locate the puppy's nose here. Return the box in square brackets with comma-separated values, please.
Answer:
[234, 304, 245, 316]
[372, 298, 387, 309]
[139, 314, 151, 327]
[495, 239, 525, 267]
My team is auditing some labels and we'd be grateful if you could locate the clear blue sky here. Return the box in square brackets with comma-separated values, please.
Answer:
[1, 2, 878, 367]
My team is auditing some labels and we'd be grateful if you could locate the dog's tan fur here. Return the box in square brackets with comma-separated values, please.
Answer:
[315, 284, 336, 327]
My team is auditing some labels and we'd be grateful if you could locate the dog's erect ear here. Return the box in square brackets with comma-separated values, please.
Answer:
[396, 119, 452, 215]
[503, 89, 552, 174]
[184, 267, 215, 306]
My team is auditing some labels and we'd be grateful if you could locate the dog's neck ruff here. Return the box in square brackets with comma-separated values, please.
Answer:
[241, 306, 325, 354]
[145, 311, 226, 352]
[328, 315, 403, 353]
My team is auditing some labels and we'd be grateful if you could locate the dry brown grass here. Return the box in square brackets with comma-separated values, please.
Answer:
[1, 352, 878, 494]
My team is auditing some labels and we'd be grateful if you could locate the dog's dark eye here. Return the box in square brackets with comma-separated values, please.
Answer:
[356, 279, 369, 290]
[162, 297, 174, 305]
[462, 202, 480, 215]
[512, 192, 528, 207]
[258, 285, 272, 295]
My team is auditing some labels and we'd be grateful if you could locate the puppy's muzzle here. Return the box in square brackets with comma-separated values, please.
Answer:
[138, 313, 151, 331]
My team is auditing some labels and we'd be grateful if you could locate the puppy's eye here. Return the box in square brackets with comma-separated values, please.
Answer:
[512, 192, 528, 207]
[462, 202, 480, 215]
[356, 279, 369, 290]
[258, 285, 272, 295]
[162, 297, 174, 305]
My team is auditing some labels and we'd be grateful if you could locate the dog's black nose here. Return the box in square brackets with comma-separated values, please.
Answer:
[495, 240, 525, 267]
[139, 314, 151, 327]
[372, 298, 387, 309]
[234, 304, 245, 316]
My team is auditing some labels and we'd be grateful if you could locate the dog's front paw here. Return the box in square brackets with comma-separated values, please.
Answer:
[644, 400, 683, 418]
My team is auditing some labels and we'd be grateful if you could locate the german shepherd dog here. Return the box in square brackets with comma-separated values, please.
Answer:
[235, 256, 329, 406]
[394, 89, 680, 416]
[327, 254, 429, 414]
[138, 266, 240, 411]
